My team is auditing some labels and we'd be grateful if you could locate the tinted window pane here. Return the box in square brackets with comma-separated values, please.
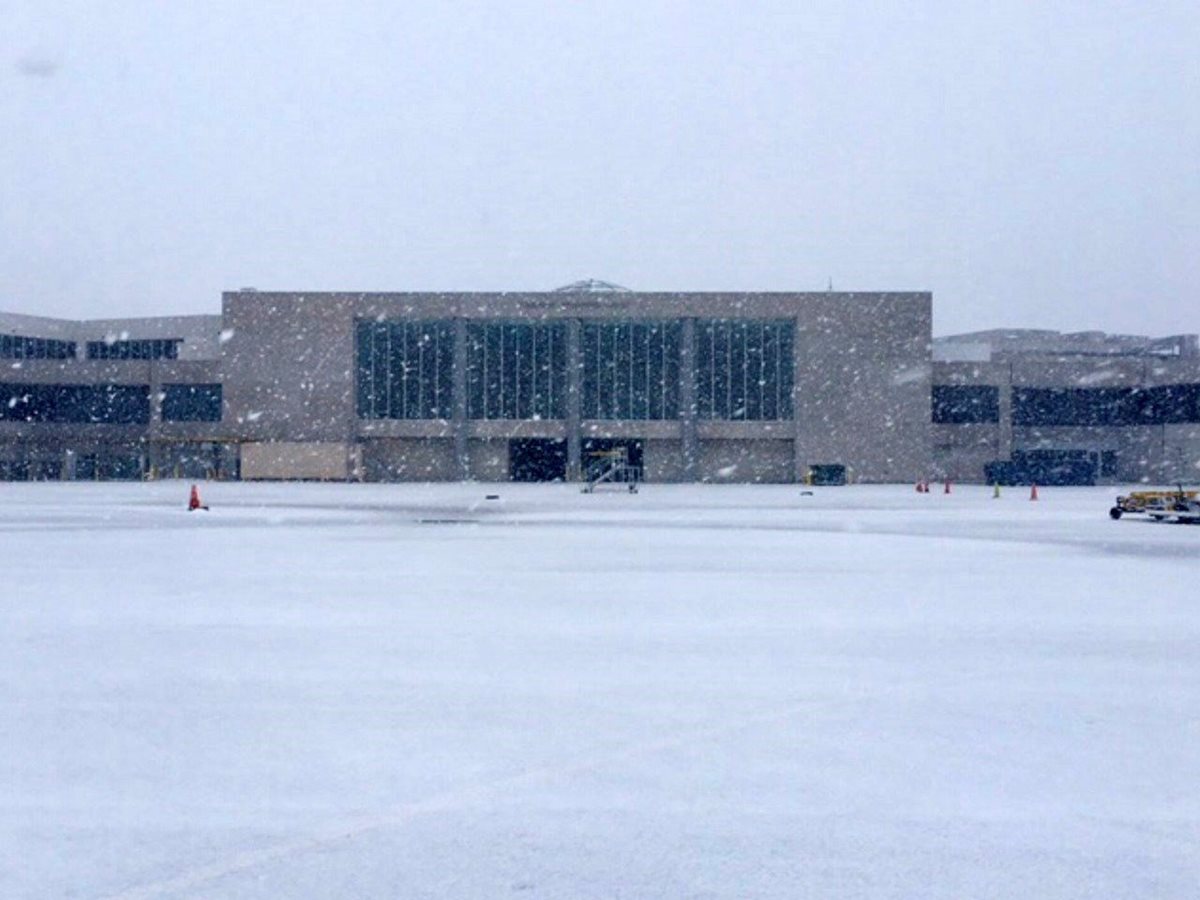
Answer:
[355, 320, 455, 420]
[162, 384, 222, 422]
[696, 320, 793, 420]
[465, 322, 566, 419]
[86, 339, 182, 360]
[932, 385, 1000, 423]
[0, 334, 76, 360]
[1014, 387, 1131, 426]
[580, 321, 681, 420]
[0, 383, 150, 424]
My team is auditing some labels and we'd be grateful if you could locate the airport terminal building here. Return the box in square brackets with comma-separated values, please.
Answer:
[932, 329, 1200, 485]
[1, 282, 1197, 484]
[1, 282, 930, 483]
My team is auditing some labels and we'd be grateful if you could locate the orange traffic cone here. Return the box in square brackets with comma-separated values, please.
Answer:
[188, 484, 208, 511]
[1029, 483, 1039, 501]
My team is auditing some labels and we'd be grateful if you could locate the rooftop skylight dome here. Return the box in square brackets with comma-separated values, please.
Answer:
[552, 279, 631, 293]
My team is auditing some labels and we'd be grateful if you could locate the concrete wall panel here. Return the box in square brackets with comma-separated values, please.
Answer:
[643, 439, 685, 482]
[697, 439, 794, 483]
[468, 439, 508, 481]
[362, 438, 456, 481]
[241, 441, 349, 481]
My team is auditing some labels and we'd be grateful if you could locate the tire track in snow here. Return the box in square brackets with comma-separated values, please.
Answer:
[105, 700, 814, 899]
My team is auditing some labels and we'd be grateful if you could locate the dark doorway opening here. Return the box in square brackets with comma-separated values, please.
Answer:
[510, 439, 568, 482]
[808, 464, 847, 486]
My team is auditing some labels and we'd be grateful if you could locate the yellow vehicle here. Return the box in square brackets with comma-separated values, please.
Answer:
[1110, 487, 1200, 522]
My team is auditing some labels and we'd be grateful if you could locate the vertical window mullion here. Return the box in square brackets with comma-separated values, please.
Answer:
[758, 322, 766, 419]
[435, 324, 442, 418]
[388, 324, 396, 419]
[420, 328, 429, 420]
[401, 322, 409, 419]
[705, 328, 715, 420]
[597, 325, 607, 419]
[375, 325, 387, 419]
[513, 326, 521, 419]
[600, 325, 607, 419]
[642, 325, 651, 420]
[725, 324, 733, 420]
[740, 324, 749, 420]
[628, 326, 638, 422]
[548, 326, 556, 418]
[657, 325, 665, 419]
[531, 324, 539, 418]
[404, 322, 415, 419]
[482, 324, 490, 419]
[390, 323, 399, 419]
[418, 325, 427, 418]
[772, 323, 780, 420]
[593, 325, 601, 419]
[499, 325, 506, 418]
[552, 325, 559, 419]
[705, 325, 713, 418]
[482, 324, 491, 419]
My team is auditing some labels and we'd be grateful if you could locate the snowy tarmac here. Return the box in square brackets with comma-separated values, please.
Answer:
[2, 481, 1197, 898]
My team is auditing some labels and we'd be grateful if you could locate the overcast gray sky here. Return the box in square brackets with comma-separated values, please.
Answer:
[3, 1, 1197, 335]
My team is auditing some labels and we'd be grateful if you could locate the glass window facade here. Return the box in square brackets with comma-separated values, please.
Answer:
[1132, 384, 1200, 424]
[580, 321, 681, 420]
[1, 334, 76, 360]
[696, 320, 794, 420]
[1013, 385, 1200, 426]
[0, 383, 150, 424]
[87, 339, 181, 360]
[356, 320, 455, 419]
[162, 383, 222, 422]
[1013, 387, 1128, 426]
[932, 385, 1000, 423]
[466, 323, 566, 420]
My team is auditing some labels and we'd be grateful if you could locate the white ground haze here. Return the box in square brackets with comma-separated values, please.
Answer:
[2, 482, 1197, 897]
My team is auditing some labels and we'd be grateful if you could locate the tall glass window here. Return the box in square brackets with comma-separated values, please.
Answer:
[581, 321, 681, 419]
[696, 320, 794, 420]
[356, 320, 455, 419]
[87, 339, 181, 360]
[1, 334, 77, 360]
[162, 384, 222, 422]
[1012, 385, 1200, 427]
[466, 323, 566, 419]
[0, 383, 150, 424]
[932, 385, 999, 423]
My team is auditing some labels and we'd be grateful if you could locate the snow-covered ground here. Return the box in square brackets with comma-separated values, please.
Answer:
[2, 481, 1197, 898]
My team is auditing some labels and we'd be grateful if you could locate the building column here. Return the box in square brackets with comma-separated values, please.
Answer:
[566, 318, 582, 480]
[680, 318, 698, 481]
[343, 324, 362, 482]
[792, 318, 807, 483]
[998, 363, 1014, 461]
[147, 360, 162, 480]
[453, 318, 469, 479]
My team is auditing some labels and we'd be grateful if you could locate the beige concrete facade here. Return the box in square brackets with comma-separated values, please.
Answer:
[217, 289, 932, 483]
[9, 292, 1197, 486]
[2, 288, 936, 483]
